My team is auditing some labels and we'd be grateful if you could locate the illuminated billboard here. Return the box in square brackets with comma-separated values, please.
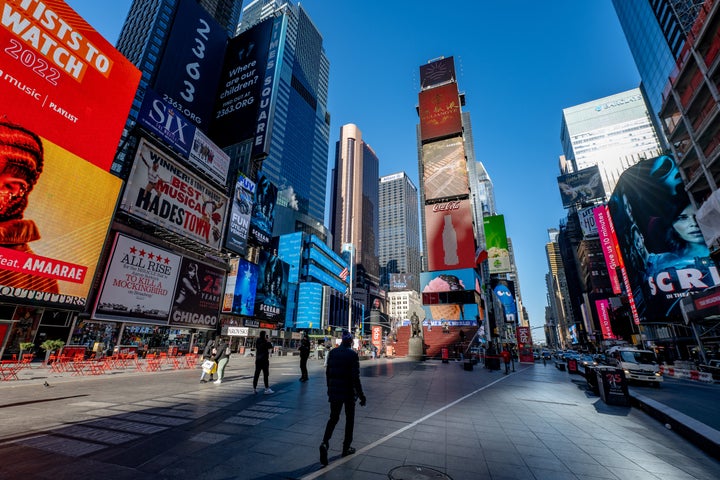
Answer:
[254, 250, 289, 323]
[93, 234, 182, 324]
[222, 258, 258, 316]
[1, 0, 141, 170]
[120, 138, 228, 250]
[249, 173, 277, 246]
[424, 200, 476, 271]
[225, 172, 255, 255]
[491, 278, 517, 323]
[419, 83, 462, 142]
[0, 126, 122, 309]
[168, 258, 223, 329]
[557, 165, 605, 208]
[595, 299, 615, 340]
[421, 269, 476, 305]
[422, 302, 478, 326]
[389, 273, 413, 291]
[422, 137, 468, 201]
[483, 215, 511, 274]
[608, 155, 718, 321]
[152, 0, 228, 130]
[419, 57, 455, 89]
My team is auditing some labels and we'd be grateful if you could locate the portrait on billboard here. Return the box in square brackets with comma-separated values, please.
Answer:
[0, 119, 122, 309]
[422, 137, 469, 201]
[169, 259, 223, 328]
[608, 155, 718, 321]
[557, 165, 606, 208]
[249, 173, 278, 246]
[254, 250, 289, 322]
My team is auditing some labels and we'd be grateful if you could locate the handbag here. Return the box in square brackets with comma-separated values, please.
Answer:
[202, 359, 217, 374]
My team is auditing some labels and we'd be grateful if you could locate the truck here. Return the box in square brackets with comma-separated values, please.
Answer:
[606, 346, 663, 386]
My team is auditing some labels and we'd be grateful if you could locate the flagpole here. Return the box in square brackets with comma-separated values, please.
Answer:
[348, 244, 353, 333]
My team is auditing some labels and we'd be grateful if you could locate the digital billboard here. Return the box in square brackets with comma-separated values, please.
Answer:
[595, 299, 615, 340]
[608, 155, 718, 321]
[249, 172, 277, 246]
[422, 302, 478, 326]
[557, 165, 605, 208]
[168, 258, 223, 329]
[225, 172, 255, 255]
[0, 126, 122, 309]
[152, 0, 228, 130]
[1, 0, 141, 171]
[424, 200, 476, 271]
[254, 250, 289, 323]
[483, 215, 511, 274]
[389, 273, 413, 291]
[419, 57, 455, 89]
[578, 205, 598, 237]
[120, 138, 228, 250]
[491, 278, 517, 323]
[211, 17, 274, 148]
[93, 234, 182, 324]
[421, 269, 476, 305]
[189, 127, 230, 186]
[422, 137, 468, 201]
[419, 83, 462, 142]
[222, 258, 258, 316]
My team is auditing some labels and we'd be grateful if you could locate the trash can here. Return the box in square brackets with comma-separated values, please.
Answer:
[567, 358, 578, 374]
[441, 348, 449, 364]
[584, 365, 599, 395]
[596, 366, 630, 406]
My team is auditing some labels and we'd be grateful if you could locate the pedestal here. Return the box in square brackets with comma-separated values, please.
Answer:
[407, 336, 424, 360]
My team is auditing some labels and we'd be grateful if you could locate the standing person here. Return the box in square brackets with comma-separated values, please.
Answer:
[213, 337, 231, 384]
[299, 332, 310, 382]
[199, 339, 217, 383]
[501, 347, 511, 375]
[319, 330, 366, 466]
[252, 331, 274, 394]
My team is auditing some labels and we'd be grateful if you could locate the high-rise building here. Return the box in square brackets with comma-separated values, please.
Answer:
[235, 0, 331, 230]
[330, 124, 381, 317]
[545, 228, 571, 348]
[612, 0, 704, 131]
[379, 172, 421, 293]
[560, 88, 663, 196]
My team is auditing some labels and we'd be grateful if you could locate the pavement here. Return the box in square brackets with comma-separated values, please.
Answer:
[1, 354, 720, 479]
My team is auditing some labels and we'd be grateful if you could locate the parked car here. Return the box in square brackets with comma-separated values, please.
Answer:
[698, 359, 720, 380]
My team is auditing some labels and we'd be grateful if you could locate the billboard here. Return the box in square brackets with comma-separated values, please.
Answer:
[249, 173, 277, 246]
[419, 57, 455, 89]
[419, 83, 462, 142]
[557, 165, 605, 207]
[595, 299, 615, 340]
[608, 155, 718, 321]
[222, 258, 258, 316]
[421, 269, 477, 305]
[1, 0, 141, 171]
[0, 127, 122, 309]
[168, 258, 223, 329]
[152, 0, 228, 130]
[491, 278, 517, 323]
[211, 17, 274, 148]
[422, 137, 469, 201]
[189, 127, 230, 186]
[578, 205, 598, 237]
[483, 215, 511, 274]
[424, 200, 476, 271]
[93, 234, 182, 324]
[422, 302, 478, 326]
[389, 273, 414, 291]
[254, 250, 289, 323]
[225, 173, 255, 255]
[120, 138, 228, 250]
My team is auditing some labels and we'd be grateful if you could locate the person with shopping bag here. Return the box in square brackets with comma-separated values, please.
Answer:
[200, 339, 217, 383]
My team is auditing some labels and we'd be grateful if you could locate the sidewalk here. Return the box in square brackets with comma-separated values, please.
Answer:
[1, 356, 719, 479]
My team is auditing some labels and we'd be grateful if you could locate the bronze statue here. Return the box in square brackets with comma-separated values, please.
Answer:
[411, 312, 420, 337]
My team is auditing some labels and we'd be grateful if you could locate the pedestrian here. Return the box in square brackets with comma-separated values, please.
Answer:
[299, 332, 310, 382]
[200, 339, 216, 383]
[213, 337, 231, 384]
[252, 331, 274, 394]
[319, 330, 366, 466]
[501, 347, 511, 375]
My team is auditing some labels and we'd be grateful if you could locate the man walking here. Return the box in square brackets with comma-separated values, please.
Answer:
[501, 347, 511, 375]
[319, 330, 366, 466]
[252, 331, 274, 394]
[213, 337, 230, 384]
[299, 332, 310, 382]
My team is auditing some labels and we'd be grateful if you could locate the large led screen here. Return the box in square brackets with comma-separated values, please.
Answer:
[249, 172, 277, 246]
[422, 302, 478, 326]
[222, 258, 258, 316]
[419, 83, 462, 142]
[93, 234, 182, 324]
[1, 0, 140, 171]
[152, 0, 227, 131]
[225, 172, 255, 255]
[422, 137, 469, 201]
[254, 250, 288, 323]
[557, 165, 605, 208]
[424, 200, 476, 271]
[419, 57, 455, 89]
[120, 138, 228, 250]
[168, 258, 223, 329]
[483, 215, 511, 274]
[421, 269, 476, 305]
[491, 278, 517, 323]
[608, 155, 718, 321]
[0, 126, 121, 309]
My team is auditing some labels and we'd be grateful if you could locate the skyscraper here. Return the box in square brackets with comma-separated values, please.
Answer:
[330, 124, 380, 315]
[379, 172, 421, 293]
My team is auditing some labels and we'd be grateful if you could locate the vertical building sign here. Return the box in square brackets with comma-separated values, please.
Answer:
[225, 173, 255, 255]
[483, 215, 511, 274]
[595, 299, 615, 340]
[252, 16, 283, 159]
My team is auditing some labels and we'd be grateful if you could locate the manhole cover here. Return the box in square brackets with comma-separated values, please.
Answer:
[388, 465, 452, 480]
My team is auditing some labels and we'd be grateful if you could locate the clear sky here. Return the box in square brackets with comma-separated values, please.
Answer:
[66, 0, 641, 334]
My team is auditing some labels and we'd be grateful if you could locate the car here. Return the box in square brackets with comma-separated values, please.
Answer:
[576, 354, 597, 374]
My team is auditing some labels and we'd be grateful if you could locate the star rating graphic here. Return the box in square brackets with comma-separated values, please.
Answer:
[128, 245, 171, 264]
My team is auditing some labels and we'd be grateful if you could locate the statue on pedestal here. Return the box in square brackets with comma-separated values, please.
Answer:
[411, 312, 421, 337]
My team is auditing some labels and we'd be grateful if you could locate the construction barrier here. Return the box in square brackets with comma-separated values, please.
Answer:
[659, 365, 714, 383]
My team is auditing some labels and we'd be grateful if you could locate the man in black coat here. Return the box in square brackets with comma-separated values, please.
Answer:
[319, 330, 366, 466]
[253, 331, 274, 394]
[299, 332, 311, 382]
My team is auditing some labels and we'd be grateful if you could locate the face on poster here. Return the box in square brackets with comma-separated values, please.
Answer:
[250, 173, 277, 246]
[169, 258, 223, 328]
[94, 234, 182, 324]
[0, 125, 121, 309]
[254, 250, 288, 322]
[120, 138, 228, 249]
[1, 0, 141, 170]
[424, 200, 476, 271]
[422, 137, 469, 201]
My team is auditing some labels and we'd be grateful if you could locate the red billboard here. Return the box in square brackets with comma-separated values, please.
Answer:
[0, 126, 121, 309]
[424, 200, 476, 271]
[422, 137, 469, 201]
[595, 299, 615, 340]
[1, 0, 141, 170]
[419, 83, 462, 142]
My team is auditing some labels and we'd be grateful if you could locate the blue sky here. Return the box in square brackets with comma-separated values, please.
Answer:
[67, 1, 641, 334]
